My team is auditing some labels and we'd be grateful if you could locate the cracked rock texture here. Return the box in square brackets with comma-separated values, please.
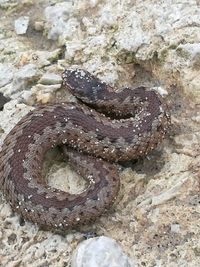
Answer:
[0, 1, 199, 267]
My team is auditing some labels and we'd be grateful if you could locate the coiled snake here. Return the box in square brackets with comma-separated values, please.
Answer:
[0, 69, 170, 230]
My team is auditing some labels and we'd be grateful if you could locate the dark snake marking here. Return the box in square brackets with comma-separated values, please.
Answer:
[0, 69, 170, 230]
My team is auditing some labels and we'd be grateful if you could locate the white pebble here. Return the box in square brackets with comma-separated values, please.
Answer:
[14, 16, 30, 35]
[71, 236, 133, 267]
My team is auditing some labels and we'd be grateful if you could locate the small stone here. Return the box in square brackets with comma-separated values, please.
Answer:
[12, 64, 38, 93]
[154, 86, 168, 96]
[39, 73, 62, 85]
[171, 223, 180, 233]
[71, 236, 133, 267]
[192, 115, 200, 123]
[177, 43, 200, 59]
[14, 16, 30, 35]
[44, 2, 75, 42]
[0, 63, 14, 87]
[31, 84, 60, 104]
[14, 64, 37, 80]
[34, 21, 44, 32]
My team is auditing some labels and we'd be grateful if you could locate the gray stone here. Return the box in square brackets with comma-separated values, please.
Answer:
[71, 236, 134, 267]
[0, 63, 14, 88]
[44, 2, 76, 42]
[12, 64, 39, 93]
[39, 73, 62, 85]
[14, 16, 30, 35]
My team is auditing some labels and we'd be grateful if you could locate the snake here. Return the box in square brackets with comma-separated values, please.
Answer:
[0, 69, 170, 231]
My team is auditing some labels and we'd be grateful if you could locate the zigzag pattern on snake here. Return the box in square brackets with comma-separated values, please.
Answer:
[0, 69, 170, 230]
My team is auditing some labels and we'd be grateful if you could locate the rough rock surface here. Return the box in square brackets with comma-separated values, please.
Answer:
[0, 1, 200, 267]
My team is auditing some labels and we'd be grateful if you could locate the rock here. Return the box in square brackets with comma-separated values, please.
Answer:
[34, 21, 44, 32]
[0, 63, 14, 88]
[31, 84, 61, 104]
[44, 2, 77, 43]
[46, 161, 86, 195]
[12, 64, 39, 93]
[170, 223, 180, 233]
[14, 64, 37, 81]
[39, 73, 62, 85]
[71, 236, 134, 267]
[0, 0, 11, 7]
[17, 49, 62, 68]
[14, 16, 30, 35]
[177, 43, 200, 59]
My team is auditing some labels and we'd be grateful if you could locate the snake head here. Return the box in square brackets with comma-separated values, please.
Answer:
[62, 69, 106, 102]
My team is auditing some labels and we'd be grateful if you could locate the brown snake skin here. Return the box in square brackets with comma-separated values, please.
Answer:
[0, 69, 170, 230]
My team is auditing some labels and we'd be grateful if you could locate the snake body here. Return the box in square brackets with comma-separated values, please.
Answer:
[0, 69, 170, 230]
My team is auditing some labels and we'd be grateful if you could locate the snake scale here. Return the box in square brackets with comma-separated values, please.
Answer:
[0, 69, 170, 230]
